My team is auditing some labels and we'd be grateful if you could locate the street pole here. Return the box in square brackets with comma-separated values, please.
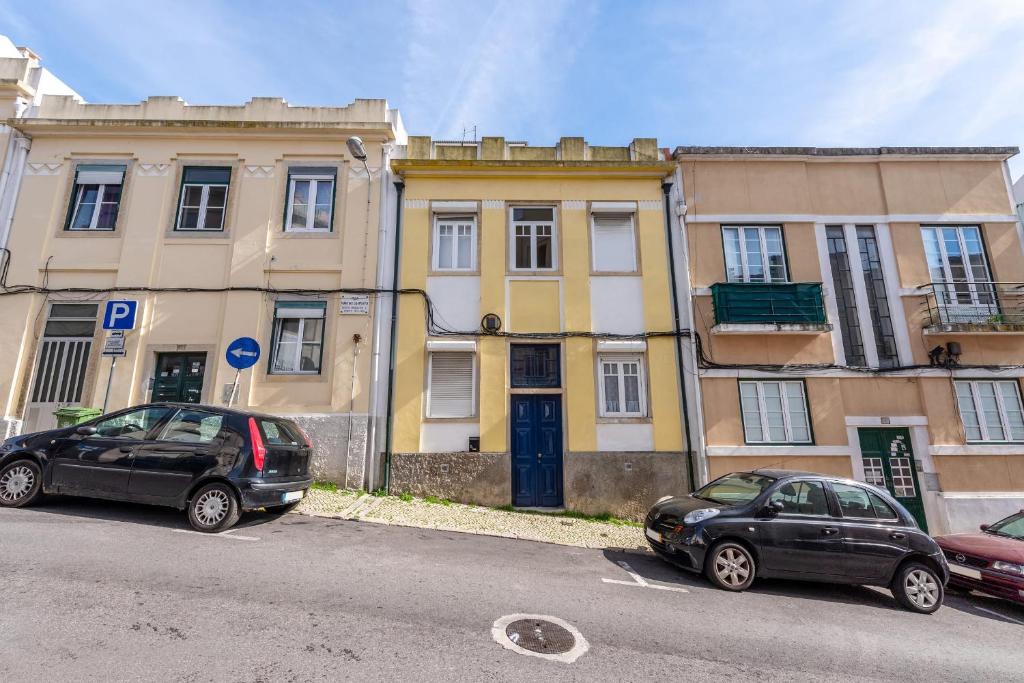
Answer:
[102, 356, 116, 414]
[227, 369, 241, 407]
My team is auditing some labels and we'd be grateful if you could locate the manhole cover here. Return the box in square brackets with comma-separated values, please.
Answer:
[505, 618, 575, 654]
[492, 614, 589, 663]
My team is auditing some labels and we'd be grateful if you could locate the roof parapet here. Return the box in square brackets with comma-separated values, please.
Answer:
[405, 135, 661, 162]
[673, 145, 1019, 160]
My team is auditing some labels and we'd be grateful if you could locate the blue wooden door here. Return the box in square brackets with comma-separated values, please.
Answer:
[511, 395, 563, 507]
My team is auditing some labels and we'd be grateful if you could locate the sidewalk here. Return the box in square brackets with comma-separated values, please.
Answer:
[295, 487, 650, 552]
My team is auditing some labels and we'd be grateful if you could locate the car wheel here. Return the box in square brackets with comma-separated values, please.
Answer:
[704, 541, 756, 591]
[0, 459, 43, 508]
[187, 483, 240, 533]
[264, 501, 301, 515]
[892, 561, 944, 614]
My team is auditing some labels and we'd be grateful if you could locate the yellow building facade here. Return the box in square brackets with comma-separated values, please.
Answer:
[672, 146, 1023, 533]
[389, 137, 691, 517]
[0, 94, 405, 487]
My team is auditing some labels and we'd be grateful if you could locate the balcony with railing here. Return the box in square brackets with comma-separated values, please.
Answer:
[709, 282, 832, 334]
[919, 281, 1024, 333]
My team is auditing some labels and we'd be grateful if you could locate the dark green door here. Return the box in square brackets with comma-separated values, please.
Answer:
[857, 428, 927, 532]
[151, 353, 206, 403]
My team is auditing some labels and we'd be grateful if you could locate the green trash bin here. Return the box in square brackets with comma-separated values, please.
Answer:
[53, 407, 103, 428]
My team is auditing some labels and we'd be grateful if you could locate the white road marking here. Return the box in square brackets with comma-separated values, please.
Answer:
[601, 560, 689, 593]
[172, 529, 260, 542]
[975, 606, 1024, 626]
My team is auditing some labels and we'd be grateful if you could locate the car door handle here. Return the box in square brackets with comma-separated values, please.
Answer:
[821, 527, 839, 536]
[890, 532, 906, 540]
[119, 446, 134, 453]
[537, 452, 542, 461]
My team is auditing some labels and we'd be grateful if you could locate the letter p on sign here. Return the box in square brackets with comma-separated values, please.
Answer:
[103, 300, 139, 330]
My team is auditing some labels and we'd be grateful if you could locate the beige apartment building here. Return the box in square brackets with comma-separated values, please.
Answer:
[672, 146, 1023, 534]
[0, 92, 405, 487]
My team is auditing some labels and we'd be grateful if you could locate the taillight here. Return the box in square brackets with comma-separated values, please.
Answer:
[248, 417, 266, 472]
[297, 425, 313, 449]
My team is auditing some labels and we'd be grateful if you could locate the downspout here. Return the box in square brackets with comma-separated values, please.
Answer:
[0, 129, 30, 250]
[365, 143, 392, 491]
[662, 181, 696, 491]
[382, 179, 405, 493]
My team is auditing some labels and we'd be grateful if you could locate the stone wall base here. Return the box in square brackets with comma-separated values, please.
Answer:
[389, 450, 690, 520]
[290, 413, 369, 488]
[390, 452, 510, 507]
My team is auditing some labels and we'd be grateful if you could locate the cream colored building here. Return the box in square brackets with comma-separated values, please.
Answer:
[671, 146, 1023, 534]
[0, 93, 405, 486]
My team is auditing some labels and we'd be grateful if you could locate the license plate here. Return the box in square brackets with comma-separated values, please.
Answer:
[949, 564, 981, 580]
[282, 490, 304, 503]
[645, 527, 662, 543]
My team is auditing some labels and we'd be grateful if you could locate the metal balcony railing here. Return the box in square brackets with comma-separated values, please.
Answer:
[710, 282, 827, 326]
[919, 281, 1024, 327]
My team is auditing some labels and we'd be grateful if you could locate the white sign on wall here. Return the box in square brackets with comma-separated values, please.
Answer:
[340, 294, 371, 315]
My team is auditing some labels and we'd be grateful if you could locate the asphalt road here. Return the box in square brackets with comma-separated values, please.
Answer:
[2, 498, 1024, 682]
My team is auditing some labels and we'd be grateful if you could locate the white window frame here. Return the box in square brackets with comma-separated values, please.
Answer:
[722, 225, 788, 283]
[270, 304, 326, 375]
[955, 379, 1024, 443]
[69, 184, 121, 231]
[432, 215, 477, 271]
[597, 354, 647, 418]
[426, 351, 477, 419]
[739, 380, 812, 444]
[285, 174, 335, 232]
[176, 182, 229, 231]
[590, 212, 637, 273]
[921, 225, 995, 308]
[509, 207, 557, 271]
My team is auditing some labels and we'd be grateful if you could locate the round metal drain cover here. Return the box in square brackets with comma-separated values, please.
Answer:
[505, 618, 575, 654]
[492, 614, 589, 663]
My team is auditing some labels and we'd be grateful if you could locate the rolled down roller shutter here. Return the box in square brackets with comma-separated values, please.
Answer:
[75, 164, 126, 185]
[428, 352, 475, 418]
[592, 213, 636, 272]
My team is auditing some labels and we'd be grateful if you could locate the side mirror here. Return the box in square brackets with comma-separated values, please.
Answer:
[765, 500, 785, 516]
[75, 425, 97, 436]
[980, 523, 990, 532]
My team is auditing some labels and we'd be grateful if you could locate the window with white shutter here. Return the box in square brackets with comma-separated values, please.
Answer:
[427, 352, 475, 418]
[592, 213, 636, 272]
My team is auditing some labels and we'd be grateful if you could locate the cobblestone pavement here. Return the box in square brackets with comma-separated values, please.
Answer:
[296, 488, 648, 551]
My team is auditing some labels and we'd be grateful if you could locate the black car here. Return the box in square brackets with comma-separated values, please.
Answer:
[0, 403, 313, 532]
[646, 469, 949, 613]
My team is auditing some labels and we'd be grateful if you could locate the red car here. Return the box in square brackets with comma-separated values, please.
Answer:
[935, 511, 1024, 604]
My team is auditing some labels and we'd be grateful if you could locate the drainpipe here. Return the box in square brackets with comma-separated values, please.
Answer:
[0, 129, 30, 250]
[365, 143, 393, 491]
[382, 179, 405, 493]
[662, 181, 696, 491]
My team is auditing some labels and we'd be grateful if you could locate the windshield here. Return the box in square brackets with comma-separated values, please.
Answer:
[695, 473, 777, 505]
[986, 512, 1024, 540]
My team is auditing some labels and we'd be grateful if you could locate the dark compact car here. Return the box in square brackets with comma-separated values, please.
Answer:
[935, 511, 1024, 605]
[0, 403, 313, 532]
[646, 470, 949, 613]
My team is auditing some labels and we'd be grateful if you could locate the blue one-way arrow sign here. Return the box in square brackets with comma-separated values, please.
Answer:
[225, 337, 261, 370]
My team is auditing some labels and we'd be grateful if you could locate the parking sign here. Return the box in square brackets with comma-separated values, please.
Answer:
[103, 300, 139, 330]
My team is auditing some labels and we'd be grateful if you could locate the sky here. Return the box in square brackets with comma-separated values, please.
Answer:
[2, 0, 1023, 181]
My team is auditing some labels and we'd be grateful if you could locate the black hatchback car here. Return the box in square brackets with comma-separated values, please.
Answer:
[646, 470, 949, 613]
[0, 403, 313, 532]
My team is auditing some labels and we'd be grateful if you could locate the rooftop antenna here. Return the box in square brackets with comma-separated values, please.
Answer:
[461, 125, 477, 145]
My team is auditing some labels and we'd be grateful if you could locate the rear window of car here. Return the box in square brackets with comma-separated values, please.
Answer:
[258, 418, 304, 446]
[833, 483, 898, 520]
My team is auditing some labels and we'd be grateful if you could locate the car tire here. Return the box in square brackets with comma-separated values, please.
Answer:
[265, 501, 301, 515]
[704, 540, 756, 592]
[0, 459, 44, 508]
[891, 561, 944, 614]
[187, 482, 241, 533]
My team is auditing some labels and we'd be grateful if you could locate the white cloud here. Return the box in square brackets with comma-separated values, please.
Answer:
[810, 0, 1024, 143]
[400, 0, 596, 140]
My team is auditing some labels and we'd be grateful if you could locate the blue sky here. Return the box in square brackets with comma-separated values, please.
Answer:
[3, 0, 1022, 179]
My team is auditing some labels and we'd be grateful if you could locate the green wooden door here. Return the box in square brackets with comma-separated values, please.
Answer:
[857, 428, 928, 532]
[151, 353, 206, 403]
